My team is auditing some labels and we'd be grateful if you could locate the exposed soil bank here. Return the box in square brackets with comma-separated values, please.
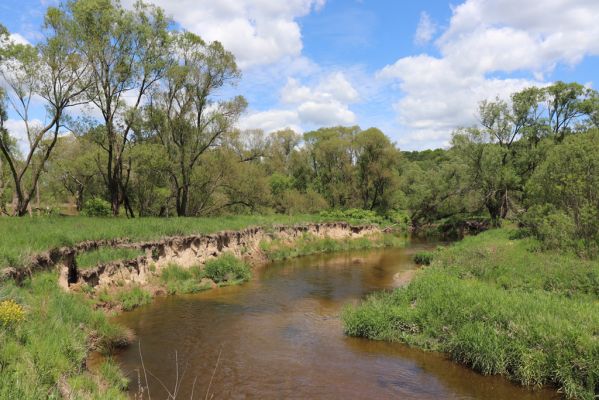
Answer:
[0, 222, 380, 293]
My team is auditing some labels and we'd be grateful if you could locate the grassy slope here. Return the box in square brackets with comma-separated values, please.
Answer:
[343, 229, 599, 400]
[0, 214, 331, 269]
[0, 273, 129, 399]
[0, 214, 390, 398]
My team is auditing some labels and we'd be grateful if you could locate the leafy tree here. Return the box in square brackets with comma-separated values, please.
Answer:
[145, 31, 246, 216]
[525, 130, 599, 256]
[57, 0, 171, 216]
[0, 17, 89, 216]
[354, 128, 401, 212]
[303, 126, 358, 208]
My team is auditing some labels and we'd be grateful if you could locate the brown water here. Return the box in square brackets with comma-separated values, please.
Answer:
[114, 241, 559, 399]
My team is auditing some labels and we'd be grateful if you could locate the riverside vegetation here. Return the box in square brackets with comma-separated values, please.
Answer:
[0, 214, 396, 399]
[343, 229, 599, 399]
[0, 0, 598, 398]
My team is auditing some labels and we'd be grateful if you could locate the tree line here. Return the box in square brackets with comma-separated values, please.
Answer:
[1, 1, 598, 256]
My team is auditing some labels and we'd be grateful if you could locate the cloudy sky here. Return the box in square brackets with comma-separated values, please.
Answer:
[2, 0, 599, 149]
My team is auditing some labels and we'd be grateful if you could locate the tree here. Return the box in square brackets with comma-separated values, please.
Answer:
[0, 17, 89, 216]
[58, 0, 170, 216]
[145, 31, 246, 216]
[304, 126, 358, 208]
[544, 81, 592, 142]
[525, 130, 599, 256]
[354, 128, 401, 212]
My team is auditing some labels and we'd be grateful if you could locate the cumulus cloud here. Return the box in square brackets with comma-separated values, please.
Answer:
[380, 0, 599, 149]
[135, 0, 325, 69]
[414, 12, 437, 45]
[240, 72, 359, 132]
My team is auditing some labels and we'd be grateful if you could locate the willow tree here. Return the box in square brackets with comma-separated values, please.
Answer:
[57, 0, 171, 216]
[145, 31, 246, 216]
[0, 17, 89, 216]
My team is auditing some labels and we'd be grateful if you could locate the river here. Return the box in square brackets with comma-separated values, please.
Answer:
[113, 240, 558, 399]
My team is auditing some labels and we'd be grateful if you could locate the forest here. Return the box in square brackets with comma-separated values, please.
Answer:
[0, 0, 598, 257]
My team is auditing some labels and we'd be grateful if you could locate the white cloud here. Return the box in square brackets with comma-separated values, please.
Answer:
[135, 0, 325, 69]
[238, 109, 300, 133]
[414, 12, 437, 45]
[380, 0, 599, 149]
[3, 118, 43, 154]
[8, 33, 30, 45]
[239, 71, 359, 132]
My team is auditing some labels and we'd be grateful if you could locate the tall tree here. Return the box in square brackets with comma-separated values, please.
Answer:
[145, 31, 246, 216]
[0, 17, 89, 216]
[354, 128, 401, 212]
[59, 0, 170, 216]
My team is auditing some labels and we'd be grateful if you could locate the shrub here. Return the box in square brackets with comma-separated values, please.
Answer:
[413, 251, 433, 265]
[117, 287, 151, 311]
[203, 253, 251, 283]
[81, 197, 112, 217]
[0, 299, 25, 328]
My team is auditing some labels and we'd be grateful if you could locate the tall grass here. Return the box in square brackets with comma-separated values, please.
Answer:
[0, 272, 129, 399]
[261, 233, 404, 261]
[343, 228, 599, 399]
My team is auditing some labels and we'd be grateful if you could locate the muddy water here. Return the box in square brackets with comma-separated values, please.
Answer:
[114, 241, 558, 399]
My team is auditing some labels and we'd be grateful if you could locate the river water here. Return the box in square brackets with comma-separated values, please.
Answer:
[114, 240, 558, 399]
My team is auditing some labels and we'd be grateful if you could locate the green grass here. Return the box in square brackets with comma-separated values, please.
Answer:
[343, 229, 599, 399]
[117, 287, 152, 311]
[204, 253, 252, 284]
[76, 247, 144, 269]
[0, 214, 334, 269]
[413, 251, 434, 265]
[0, 272, 129, 399]
[159, 264, 210, 294]
[261, 233, 405, 261]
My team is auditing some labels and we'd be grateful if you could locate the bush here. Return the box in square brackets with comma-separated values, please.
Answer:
[159, 264, 208, 294]
[117, 287, 151, 311]
[203, 253, 251, 283]
[0, 299, 25, 328]
[413, 251, 433, 265]
[81, 197, 112, 217]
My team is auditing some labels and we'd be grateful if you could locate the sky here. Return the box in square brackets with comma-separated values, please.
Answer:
[2, 0, 599, 150]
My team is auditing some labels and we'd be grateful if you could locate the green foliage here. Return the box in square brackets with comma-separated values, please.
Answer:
[413, 251, 433, 265]
[81, 197, 112, 217]
[99, 359, 129, 391]
[203, 253, 251, 283]
[117, 287, 152, 311]
[263, 233, 404, 261]
[524, 130, 599, 257]
[76, 247, 143, 269]
[343, 229, 599, 399]
[0, 272, 128, 399]
[159, 264, 209, 294]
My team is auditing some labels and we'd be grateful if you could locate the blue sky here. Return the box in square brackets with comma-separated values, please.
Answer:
[2, 0, 599, 149]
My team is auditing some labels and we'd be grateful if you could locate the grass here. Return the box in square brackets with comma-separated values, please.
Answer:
[413, 251, 434, 265]
[261, 233, 405, 261]
[159, 264, 210, 294]
[0, 272, 129, 399]
[117, 287, 152, 311]
[343, 228, 599, 399]
[0, 214, 336, 269]
[204, 253, 252, 284]
[76, 247, 145, 269]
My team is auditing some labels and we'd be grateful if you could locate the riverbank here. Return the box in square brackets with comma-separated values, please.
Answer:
[0, 216, 397, 399]
[343, 228, 599, 400]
